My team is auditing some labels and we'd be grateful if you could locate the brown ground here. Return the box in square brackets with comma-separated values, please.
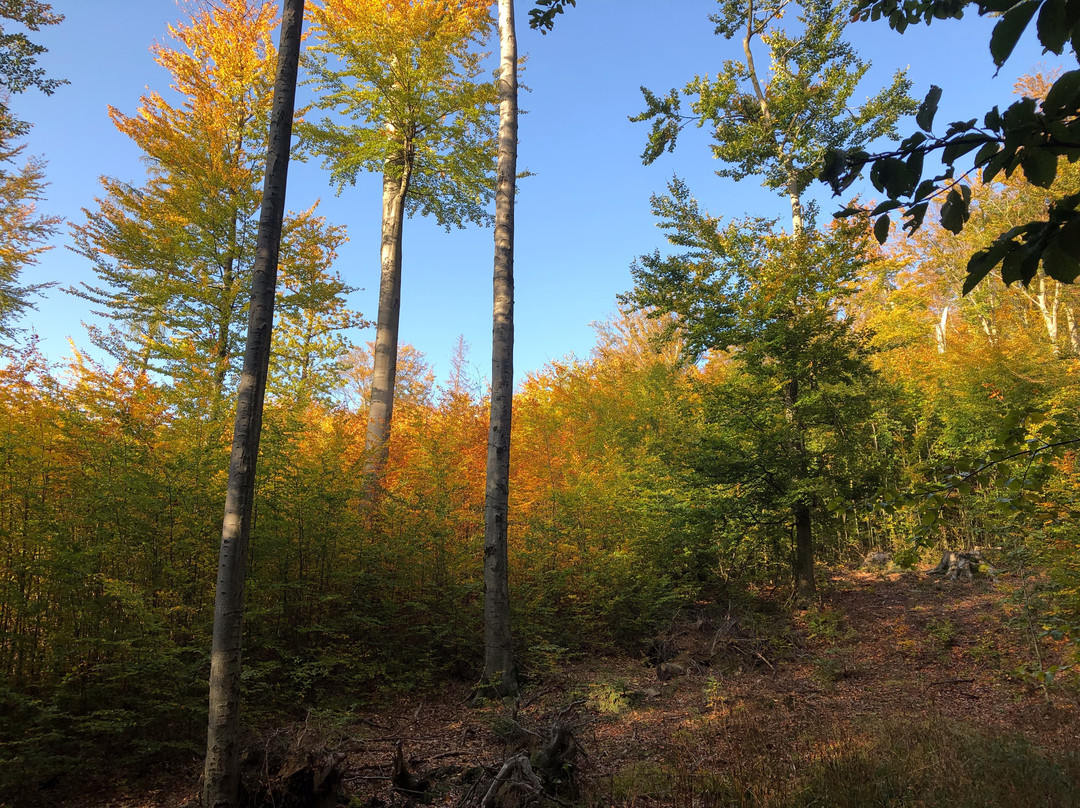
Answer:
[83, 566, 1080, 807]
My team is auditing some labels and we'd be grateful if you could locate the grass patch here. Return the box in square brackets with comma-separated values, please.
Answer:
[804, 606, 845, 643]
[585, 680, 632, 716]
[581, 718, 1080, 807]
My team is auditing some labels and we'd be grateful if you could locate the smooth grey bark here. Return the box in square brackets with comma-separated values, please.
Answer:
[202, 2, 304, 806]
[482, 0, 517, 697]
[362, 153, 412, 479]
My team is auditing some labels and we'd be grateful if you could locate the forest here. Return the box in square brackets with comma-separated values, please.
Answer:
[1, 0, 1080, 806]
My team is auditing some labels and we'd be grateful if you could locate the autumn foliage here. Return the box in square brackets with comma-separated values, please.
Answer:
[0, 0, 1078, 798]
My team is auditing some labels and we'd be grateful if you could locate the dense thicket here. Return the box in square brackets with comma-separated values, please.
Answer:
[3, 206, 1079, 797]
[0, 0, 1078, 800]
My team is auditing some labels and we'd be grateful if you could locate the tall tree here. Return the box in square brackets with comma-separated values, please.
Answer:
[202, 0, 305, 804]
[71, 0, 349, 412]
[482, 0, 517, 696]
[302, 0, 497, 480]
[631, 0, 913, 596]
[0, 1, 63, 341]
[270, 207, 361, 401]
[0, 120, 58, 342]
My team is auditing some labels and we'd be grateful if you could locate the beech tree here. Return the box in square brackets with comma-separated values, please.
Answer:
[630, 0, 913, 596]
[203, 0, 305, 804]
[482, 0, 517, 696]
[0, 1, 62, 341]
[627, 188, 883, 595]
[0, 123, 58, 342]
[302, 0, 497, 480]
[71, 0, 352, 412]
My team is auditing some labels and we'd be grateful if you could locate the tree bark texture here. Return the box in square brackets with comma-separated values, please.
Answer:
[362, 152, 412, 479]
[784, 377, 815, 598]
[202, 2, 303, 806]
[482, 0, 517, 697]
[794, 501, 815, 597]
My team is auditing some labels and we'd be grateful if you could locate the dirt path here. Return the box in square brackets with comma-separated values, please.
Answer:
[315, 567, 1080, 807]
[95, 567, 1080, 807]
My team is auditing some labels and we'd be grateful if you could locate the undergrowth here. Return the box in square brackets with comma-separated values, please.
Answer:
[583, 717, 1080, 807]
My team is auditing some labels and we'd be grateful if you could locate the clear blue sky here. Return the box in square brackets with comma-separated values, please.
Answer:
[8, 0, 1066, 386]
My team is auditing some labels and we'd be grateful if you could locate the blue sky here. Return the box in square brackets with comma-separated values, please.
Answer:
[8, 0, 1066, 386]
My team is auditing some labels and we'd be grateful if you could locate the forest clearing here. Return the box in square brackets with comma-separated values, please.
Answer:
[61, 566, 1080, 807]
[3, 0, 1080, 806]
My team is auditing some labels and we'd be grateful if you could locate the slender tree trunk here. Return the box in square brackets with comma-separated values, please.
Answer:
[1021, 276, 1060, 349]
[482, 0, 517, 697]
[784, 376, 815, 598]
[794, 501, 814, 596]
[202, 2, 303, 805]
[1066, 305, 1079, 354]
[786, 172, 803, 234]
[363, 151, 412, 479]
[934, 305, 949, 354]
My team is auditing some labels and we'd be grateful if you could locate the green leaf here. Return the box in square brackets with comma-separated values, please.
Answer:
[1021, 147, 1058, 187]
[974, 141, 1000, 169]
[940, 188, 970, 234]
[916, 85, 943, 132]
[942, 134, 991, 165]
[871, 199, 903, 216]
[965, 252, 997, 294]
[913, 178, 937, 202]
[1001, 248, 1025, 284]
[1042, 232, 1080, 283]
[874, 214, 891, 244]
[1037, 0, 1069, 54]
[990, 0, 1040, 68]
[1043, 69, 1080, 116]
[1057, 215, 1080, 259]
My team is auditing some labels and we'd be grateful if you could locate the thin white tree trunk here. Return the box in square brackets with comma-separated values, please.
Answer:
[363, 155, 411, 479]
[482, 0, 517, 697]
[787, 174, 803, 235]
[1067, 305, 1079, 354]
[934, 305, 949, 354]
[203, 2, 303, 805]
[1020, 276, 1059, 346]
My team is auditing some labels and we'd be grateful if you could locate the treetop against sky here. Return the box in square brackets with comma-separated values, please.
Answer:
[8, 0, 1065, 384]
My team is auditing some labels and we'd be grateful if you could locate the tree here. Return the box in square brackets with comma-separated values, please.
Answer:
[71, 0, 349, 413]
[0, 122, 58, 342]
[301, 0, 497, 480]
[629, 0, 913, 596]
[482, 0, 517, 696]
[626, 184, 881, 596]
[822, 0, 1080, 293]
[270, 208, 362, 401]
[528, 0, 576, 31]
[634, 0, 913, 235]
[0, 1, 65, 135]
[203, 0, 305, 804]
[0, 1, 63, 342]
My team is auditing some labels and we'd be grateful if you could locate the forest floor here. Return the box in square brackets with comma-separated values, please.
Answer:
[94, 565, 1080, 807]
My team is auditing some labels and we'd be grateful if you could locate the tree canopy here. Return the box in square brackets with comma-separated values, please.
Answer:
[822, 0, 1080, 293]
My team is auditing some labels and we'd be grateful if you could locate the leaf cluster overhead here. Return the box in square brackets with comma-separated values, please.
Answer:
[822, 0, 1080, 293]
[302, 0, 498, 228]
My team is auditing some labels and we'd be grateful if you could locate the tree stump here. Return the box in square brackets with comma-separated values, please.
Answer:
[929, 549, 997, 582]
[480, 753, 544, 808]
